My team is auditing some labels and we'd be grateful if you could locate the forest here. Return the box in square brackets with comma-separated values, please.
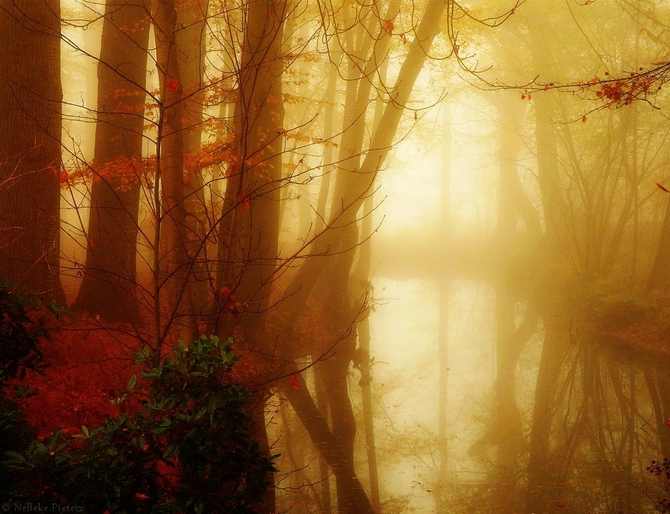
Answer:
[2, 0, 670, 512]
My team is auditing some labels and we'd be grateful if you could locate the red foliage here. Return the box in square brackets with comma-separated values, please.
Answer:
[166, 77, 180, 93]
[589, 71, 655, 108]
[290, 374, 300, 389]
[237, 190, 251, 213]
[12, 318, 143, 439]
[60, 143, 234, 191]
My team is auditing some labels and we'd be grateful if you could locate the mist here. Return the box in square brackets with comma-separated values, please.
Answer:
[2, 0, 670, 512]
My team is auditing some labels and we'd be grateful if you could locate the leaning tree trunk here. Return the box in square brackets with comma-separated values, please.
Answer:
[73, 0, 150, 324]
[282, 0, 447, 317]
[307, 3, 398, 510]
[0, 0, 64, 303]
[275, 1, 448, 512]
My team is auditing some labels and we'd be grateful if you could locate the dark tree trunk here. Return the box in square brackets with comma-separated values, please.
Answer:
[153, 0, 198, 345]
[215, 0, 287, 510]
[280, 365, 376, 514]
[176, 0, 210, 318]
[73, 0, 150, 324]
[0, 0, 64, 303]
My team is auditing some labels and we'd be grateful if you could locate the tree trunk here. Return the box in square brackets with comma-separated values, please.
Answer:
[354, 195, 381, 511]
[276, 2, 447, 511]
[215, 0, 287, 510]
[176, 0, 210, 317]
[0, 0, 64, 303]
[280, 366, 376, 514]
[524, 319, 571, 514]
[153, 0, 198, 345]
[217, 0, 285, 350]
[282, 0, 447, 319]
[73, 0, 150, 324]
[490, 94, 530, 506]
[314, 359, 333, 513]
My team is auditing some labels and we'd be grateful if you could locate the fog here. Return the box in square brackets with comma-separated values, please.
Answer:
[2, 0, 670, 512]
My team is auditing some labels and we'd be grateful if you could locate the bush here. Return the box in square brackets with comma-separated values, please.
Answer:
[0, 277, 55, 378]
[2, 335, 276, 513]
[0, 370, 37, 496]
[0, 280, 49, 494]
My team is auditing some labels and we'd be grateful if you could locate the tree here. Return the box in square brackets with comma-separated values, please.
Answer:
[72, 0, 151, 324]
[0, 0, 65, 303]
[0, 0, 537, 511]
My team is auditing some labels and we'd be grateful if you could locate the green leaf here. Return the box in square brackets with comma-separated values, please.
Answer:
[48, 429, 62, 449]
[163, 443, 178, 458]
[128, 374, 137, 390]
[4, 450, 26, 464]
[208, 396, 218, 427]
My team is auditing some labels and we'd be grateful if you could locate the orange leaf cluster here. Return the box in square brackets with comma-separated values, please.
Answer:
[183, 142, 234, 176]
[62, 155, 148, 191]
[60, 144, 235, 190]
[594, 76, 652, 106]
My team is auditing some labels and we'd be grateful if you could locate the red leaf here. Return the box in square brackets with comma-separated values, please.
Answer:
[557, 501, 565, 508]
[237, 190, 251, 212]
[166, 77, 180, 93]
[582, 116, 587, 123]
[290, 374, 300, 390]
[384, 20, 394, 34]
[657, 182, 670, 193]
[59, 170, 69, 185]
[666, 417, 670, 427]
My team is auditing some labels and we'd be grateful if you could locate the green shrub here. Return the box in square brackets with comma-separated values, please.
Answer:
[2, 335, 276, 513]
[0, 371, 38, 496]
[0, 277, 55, 379]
